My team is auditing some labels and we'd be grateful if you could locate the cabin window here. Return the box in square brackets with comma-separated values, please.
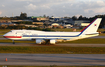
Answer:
[26, 32, 31, 33]
[16, 32, 23, 34]
[30, 34, 38, 37]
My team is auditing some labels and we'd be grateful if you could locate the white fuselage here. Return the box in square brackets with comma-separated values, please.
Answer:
[3, 30, 99, 41]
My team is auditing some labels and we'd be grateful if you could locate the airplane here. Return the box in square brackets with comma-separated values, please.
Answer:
[3, 18, 102, 44]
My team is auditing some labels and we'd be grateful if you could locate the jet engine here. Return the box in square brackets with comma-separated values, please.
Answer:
[36, 40, 43, 44]
[36, 39, 56, 44]
[50, 40, 56, 44]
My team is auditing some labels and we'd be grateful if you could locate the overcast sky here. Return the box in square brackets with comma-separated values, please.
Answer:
[0, 0, 105, 17]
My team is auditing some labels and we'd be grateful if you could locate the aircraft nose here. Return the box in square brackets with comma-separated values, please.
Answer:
[3, 34, 7, 38]
[3, 33, 10, 38]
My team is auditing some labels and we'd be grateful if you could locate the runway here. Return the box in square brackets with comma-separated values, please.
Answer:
[0, 53, 105, 66]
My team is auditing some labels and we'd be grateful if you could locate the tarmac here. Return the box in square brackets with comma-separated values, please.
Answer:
[0, 53, 105, 66]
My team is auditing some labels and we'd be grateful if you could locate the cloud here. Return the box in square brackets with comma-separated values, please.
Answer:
[0, 11, 2, 15]
[97, 0, 105, 6]
[84, 0, 105, 14]
[41, 5, 50, 9]
[16, 0, 33, 1]
[85, 7, 105, 14]
[0, 0, 105, 17]
[25, 4, 37, 10]
[2, 5, 5, 7]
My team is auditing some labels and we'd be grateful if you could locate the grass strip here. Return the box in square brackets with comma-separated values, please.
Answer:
[62, 38, 105, 44]
[0, 39, 35, 43]
[0, 46, 105, 54]
[99, 33, 105, 36]
[0, 66, 104, 67]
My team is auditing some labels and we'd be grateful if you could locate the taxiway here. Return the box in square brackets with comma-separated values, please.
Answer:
[0, 43, 105, 47]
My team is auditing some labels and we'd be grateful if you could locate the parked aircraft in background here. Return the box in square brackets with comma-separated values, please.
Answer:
[3, 18, 102, 44]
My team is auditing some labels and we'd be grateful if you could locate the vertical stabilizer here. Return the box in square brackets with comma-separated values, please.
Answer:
[80, 18, 102, 35]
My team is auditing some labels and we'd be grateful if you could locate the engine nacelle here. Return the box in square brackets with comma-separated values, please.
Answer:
[50, 40, 56, 44]
[36, 40, 42, 44]
[36, 39, 56, 44]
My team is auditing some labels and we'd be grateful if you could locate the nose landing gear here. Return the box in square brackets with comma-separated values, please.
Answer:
[12, 40, 15, 44]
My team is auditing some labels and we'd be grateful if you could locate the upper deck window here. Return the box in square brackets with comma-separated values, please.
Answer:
[17, 32, 23, 33]
[16, 31, 23, 34]
[25, 32, 31, 33]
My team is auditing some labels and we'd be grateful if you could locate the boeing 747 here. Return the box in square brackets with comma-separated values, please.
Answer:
[3, 18, 102, 44]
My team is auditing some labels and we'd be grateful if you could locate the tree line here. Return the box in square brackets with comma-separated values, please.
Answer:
[0, 12, 105, 28]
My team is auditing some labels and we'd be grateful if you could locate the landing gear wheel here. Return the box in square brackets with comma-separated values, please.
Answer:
[12, 40, 15, 44]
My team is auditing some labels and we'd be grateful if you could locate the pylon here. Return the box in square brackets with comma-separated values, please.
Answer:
[5, 58, 7, 61]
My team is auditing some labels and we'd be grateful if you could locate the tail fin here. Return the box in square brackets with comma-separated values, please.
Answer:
[80, 18, 102, 35]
